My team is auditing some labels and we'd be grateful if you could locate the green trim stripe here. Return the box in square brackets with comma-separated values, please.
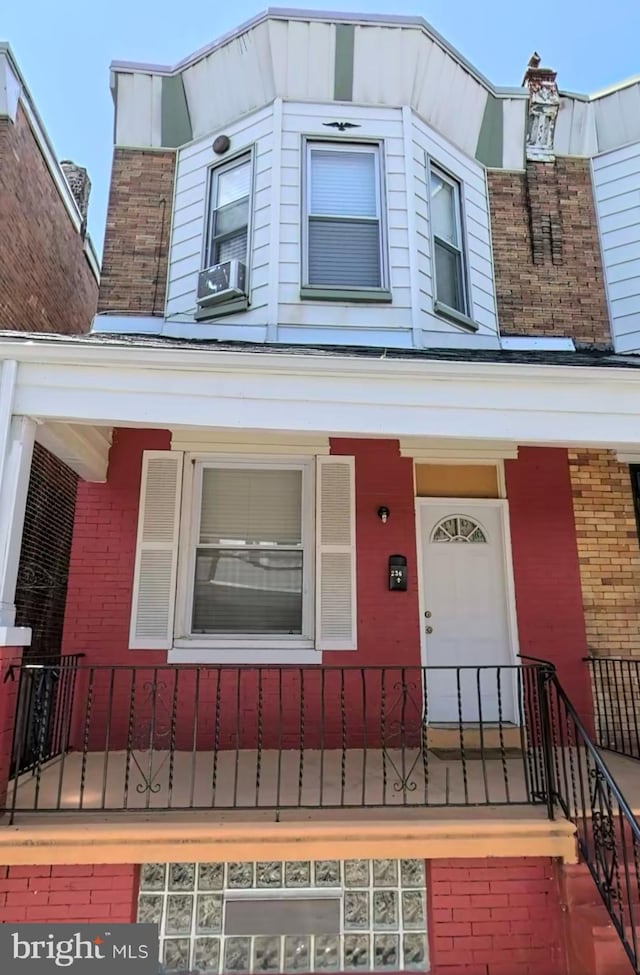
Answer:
[475, 92, 503, 168]
[334, 24, 355, 102]
[161, 74, 193, 148]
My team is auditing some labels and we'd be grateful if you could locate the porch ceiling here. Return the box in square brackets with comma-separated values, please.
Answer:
[35, 422, 112, 482]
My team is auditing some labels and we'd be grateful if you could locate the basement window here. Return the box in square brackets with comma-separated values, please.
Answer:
[138, 858, 429, 973]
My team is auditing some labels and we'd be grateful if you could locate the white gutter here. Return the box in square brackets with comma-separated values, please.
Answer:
[0, 334, 638, 386]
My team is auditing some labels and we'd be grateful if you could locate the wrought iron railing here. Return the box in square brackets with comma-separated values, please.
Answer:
[586, 655, 640, 759]
[7, 662, 553, 819]
[539, 662, 640, 974]
[8, 653, 84, 777]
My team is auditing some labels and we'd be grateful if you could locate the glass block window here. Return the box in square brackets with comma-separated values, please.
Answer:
[138, 859, 429, 973]
[431, 516, 487, 544]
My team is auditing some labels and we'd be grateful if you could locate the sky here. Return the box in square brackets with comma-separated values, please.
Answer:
[3, 0, 640, 254]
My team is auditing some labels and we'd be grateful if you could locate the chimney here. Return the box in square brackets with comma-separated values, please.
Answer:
[60, 160, 91, 226]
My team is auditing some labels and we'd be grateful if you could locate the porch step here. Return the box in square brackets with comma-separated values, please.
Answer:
[560, 862, 637, 974]
[426, 724, 522, 751]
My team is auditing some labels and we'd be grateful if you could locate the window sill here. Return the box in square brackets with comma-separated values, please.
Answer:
[433, 301, 479, 332]
[300, 286, 393, 303]
[168, 645, 321, 665]
[194, 296, 250, 321]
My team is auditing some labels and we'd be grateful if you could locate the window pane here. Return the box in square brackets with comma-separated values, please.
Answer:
[192, 550, 303, 634]
[434, 240, 465, 312]
[213, 230, 248, 265]
[430, 171, 458, 247]
[214, 197, 249, 238]
[225, 899, 340, 936]
[308, 219, 381, 287]
[310, 150, 377, 218]
[216, 160, 251, 207]
[199, 469, 302, 546]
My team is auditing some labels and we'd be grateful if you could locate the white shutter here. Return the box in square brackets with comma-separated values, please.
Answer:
[316, 456, 357, 651]
[129, 451, 184, 650]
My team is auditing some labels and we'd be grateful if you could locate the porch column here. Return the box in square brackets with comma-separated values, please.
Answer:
[0, 367, 36, 803]
[0, 413, 36, 641]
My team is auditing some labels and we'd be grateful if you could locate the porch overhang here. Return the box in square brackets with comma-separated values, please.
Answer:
[35, 422, 112, 482]
[2, 335, 640, 452]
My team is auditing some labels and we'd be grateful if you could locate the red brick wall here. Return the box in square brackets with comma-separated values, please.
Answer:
[0, 648, 23, 806]
[429, 857, 567, 975]
[62, 427, 170, 669]
[0, 107, 98, 334]
[98, 148, 176, 316]
[505, 447, 592, 726]
[0, 864, 138, 924]
[487, 160, 611, 347]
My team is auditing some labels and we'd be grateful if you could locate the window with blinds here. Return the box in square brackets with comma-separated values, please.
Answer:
[206, 154, 252, 268]
[429, 163, 468, 315]
[305, 143, 384, 289]
[191, 466, 306, 636]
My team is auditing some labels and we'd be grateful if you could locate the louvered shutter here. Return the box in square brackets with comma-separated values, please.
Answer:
[129, 451, 184, 650]
[316, 456, 357, 651]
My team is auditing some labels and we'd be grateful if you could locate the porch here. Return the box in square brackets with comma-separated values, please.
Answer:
[9, 662, 552, 818]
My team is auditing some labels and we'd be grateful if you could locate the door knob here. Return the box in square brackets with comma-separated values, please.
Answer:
[425, 625, 433, 634]
[424, 611, 432, 618]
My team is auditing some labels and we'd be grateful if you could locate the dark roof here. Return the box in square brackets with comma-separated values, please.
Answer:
[0, 330, 638, 369]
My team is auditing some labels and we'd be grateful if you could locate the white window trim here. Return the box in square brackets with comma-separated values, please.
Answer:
[173, 454, 316, 656]
[428, 159, 471, 321]
[302, 139, 388, 290]
[202, 148, 255, 274]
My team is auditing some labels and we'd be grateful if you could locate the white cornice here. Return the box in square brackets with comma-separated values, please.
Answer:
[3, 335, 640, 451]
[109, 9, 526, 99]
[0, 334, 639, 385]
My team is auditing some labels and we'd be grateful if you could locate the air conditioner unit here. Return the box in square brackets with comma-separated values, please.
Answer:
[197, 260, 247, 306]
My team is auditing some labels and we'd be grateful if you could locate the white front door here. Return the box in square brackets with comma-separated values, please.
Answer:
[419, 502, 515, 723]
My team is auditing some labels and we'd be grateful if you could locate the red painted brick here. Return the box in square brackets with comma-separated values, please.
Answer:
[451, 909, 492, 923]
[2, 865, 137, 925]
[505, 448, 593, 729]
[430, 856, 566, 975]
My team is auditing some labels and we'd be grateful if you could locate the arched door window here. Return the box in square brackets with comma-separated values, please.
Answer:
[431, 515, 488, 544]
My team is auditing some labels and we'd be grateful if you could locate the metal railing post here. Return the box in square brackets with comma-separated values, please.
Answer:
[537, 664, 557, 821]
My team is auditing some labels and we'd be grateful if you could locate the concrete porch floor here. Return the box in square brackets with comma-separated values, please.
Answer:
[9, 745, 640, 816]
[9, 746, 541, 813]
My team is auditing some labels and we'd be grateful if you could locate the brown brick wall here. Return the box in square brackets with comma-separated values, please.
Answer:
[0, 106, 98, 334]
[488, 159, 611, 346]
[98, 148, 176, 316]
[569, 449, 640, 657]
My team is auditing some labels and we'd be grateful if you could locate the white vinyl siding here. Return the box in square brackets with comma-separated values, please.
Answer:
[129, 452, 184, 650]
[278, 102, 413, 345]
[315, 456, 357, 651]
[411, 115, 498, 339]
[592, 142, 640, 352]
[305, 144, 384, 289]
[159, 101, 498, 348]
[165, 106, 273, 332]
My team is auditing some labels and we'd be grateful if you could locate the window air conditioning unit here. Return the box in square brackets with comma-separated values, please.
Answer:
[197, 260, 247, 306]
